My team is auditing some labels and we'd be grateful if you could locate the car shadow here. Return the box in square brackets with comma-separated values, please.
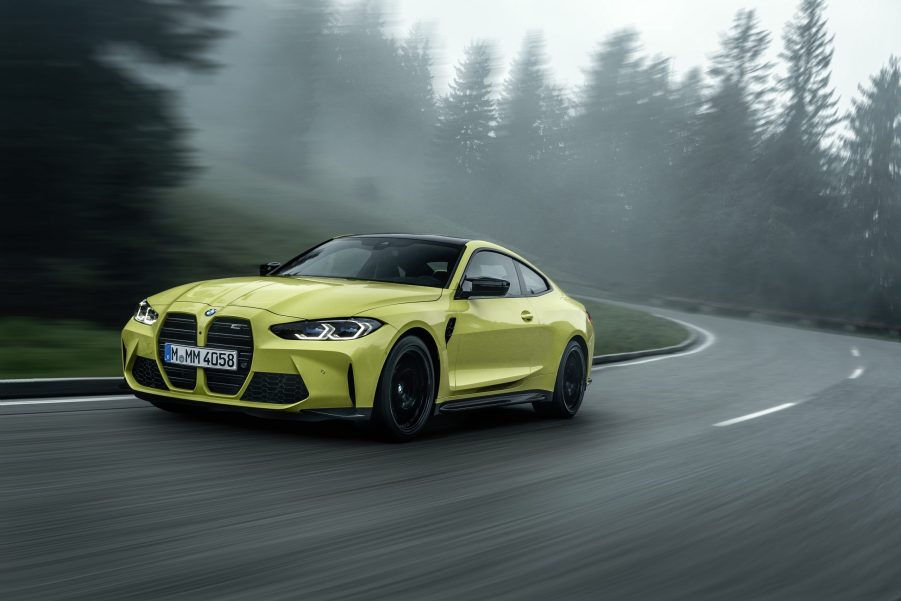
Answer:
[140, 403, 607, 445]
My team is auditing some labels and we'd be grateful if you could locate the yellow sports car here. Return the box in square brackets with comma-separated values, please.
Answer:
[122, 235, 594, 440]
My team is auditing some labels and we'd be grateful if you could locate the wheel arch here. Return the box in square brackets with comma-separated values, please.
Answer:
[390, 324, 443, 400]
[563, 332, 591, 379]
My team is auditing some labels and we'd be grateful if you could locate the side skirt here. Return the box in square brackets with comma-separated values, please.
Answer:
[437, 390, 551, 414]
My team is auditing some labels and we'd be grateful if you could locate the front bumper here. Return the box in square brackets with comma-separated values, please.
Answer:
[122, 302, 397, 414]
[133, 391, 372, 421]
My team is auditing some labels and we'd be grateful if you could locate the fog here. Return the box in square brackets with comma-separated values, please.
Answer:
[394, 0, 901, 116]
[3, 0, 901, 328]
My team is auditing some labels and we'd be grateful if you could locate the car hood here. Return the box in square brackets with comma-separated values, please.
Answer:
[150, 276, 443, 319]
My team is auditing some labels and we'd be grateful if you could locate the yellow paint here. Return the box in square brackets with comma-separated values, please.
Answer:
[121, 240, 594, 413]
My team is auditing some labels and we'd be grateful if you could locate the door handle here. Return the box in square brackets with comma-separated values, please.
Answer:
[520, 310, 534, 322]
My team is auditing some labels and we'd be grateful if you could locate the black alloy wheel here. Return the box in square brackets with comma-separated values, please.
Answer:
[533, 340, 587, 418]
[373, 336, 436, 441]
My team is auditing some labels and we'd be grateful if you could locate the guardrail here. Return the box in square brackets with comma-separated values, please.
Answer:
[556, 278, 901, 338]
[653, 295, 901, 337]
[0, 377, 127, 399]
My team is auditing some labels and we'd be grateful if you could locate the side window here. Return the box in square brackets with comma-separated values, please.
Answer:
[518, 262, 550, 296]
[463, 251, 522, 297]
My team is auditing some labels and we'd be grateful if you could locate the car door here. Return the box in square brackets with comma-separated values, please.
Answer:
[514, 259, 556, 372]
[449, 250, 540, 392]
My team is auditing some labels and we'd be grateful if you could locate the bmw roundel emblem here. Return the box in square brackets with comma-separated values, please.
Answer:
[204, 308, 217, 317]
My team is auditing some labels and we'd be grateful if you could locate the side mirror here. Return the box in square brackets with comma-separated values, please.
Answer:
[259, 261, 281, 276]
[458, 276, 510, 299]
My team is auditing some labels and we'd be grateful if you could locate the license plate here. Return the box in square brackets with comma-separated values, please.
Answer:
[164, 343, 238, 371]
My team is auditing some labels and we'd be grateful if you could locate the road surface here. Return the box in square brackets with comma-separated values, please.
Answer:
[3, 308, 901, 600]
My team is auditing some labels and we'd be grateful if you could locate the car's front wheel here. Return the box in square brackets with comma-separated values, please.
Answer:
[534, 339, 587, 418]
[372, 335, 436, 441]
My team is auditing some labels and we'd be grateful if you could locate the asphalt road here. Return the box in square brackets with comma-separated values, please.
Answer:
[4, 307, 901, 601]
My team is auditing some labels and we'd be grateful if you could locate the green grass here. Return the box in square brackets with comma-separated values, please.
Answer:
[0, 318, 122, 378]
[581, 299, 691, 356]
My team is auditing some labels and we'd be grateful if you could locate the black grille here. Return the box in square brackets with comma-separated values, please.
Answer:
[241, 372, 309, 404]
[158, 313, 198, 390]
[205, 317, 253, 395]
[132, 356, 167, 390]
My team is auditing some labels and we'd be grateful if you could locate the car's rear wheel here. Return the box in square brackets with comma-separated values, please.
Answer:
[534, 340, 587, 418]
[372, 336, 436, 441]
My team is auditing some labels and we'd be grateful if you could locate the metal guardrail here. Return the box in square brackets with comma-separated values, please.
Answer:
[655, 295, 901, 337]
[556, 277, 901, 338]
[0, 377, 127, 399]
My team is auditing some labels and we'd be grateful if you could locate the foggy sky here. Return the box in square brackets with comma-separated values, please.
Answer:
[391, 0, 901, 113]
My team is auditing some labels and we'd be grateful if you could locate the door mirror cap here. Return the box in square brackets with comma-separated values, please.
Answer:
[259, 261, 281, 276]
[458, 276, 510, 299]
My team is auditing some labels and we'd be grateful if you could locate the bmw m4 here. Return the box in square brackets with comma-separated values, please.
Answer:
[122, 235, 594, 440]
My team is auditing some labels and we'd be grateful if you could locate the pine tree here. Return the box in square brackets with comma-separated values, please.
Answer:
[434, 43, 496, 176]
[400, 24, 437, 130]
[570, 30, 677, 284]
[671, 10, 773, 300]
[496, 33, 551, 166]
[247, 0, 333, 177]
[307, 2, 439, 203]
[756, 0, 840, 313]
[485, 33, 571, 244]
[0, 0, 225, 318]
[844, 58, 901, 321]
[768, 0, 839, 217]
[709, 9, 773, 143]
[780, 0, 839, 155]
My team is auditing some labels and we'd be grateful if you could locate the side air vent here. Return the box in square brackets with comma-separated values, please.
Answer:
[445, 317, 457, 344]
[347, 364, 356, 405]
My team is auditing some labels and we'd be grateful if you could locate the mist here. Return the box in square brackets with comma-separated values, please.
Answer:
[3, 0, 901, 327]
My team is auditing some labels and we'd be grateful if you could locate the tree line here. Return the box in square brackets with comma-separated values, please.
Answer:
[223, 0, 901, 325]
[2, 0, 900, 327]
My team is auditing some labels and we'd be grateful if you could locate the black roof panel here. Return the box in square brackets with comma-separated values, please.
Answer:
[345, 233, 470, 246]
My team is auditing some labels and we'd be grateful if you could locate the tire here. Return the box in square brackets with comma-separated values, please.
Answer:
[533, 340, 587, 419]
[371, 335, 436, 442]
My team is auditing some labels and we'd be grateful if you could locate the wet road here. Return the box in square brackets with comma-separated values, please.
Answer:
[3, 307, 901, 600]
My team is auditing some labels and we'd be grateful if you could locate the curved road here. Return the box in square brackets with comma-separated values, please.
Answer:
[3, 306, 901, 600]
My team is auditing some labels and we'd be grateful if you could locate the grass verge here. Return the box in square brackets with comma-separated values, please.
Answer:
[0, 319, 121, 378]
[581, 299, 691, 356]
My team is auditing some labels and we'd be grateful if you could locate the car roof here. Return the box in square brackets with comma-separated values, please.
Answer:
[344, 233, 470, 246]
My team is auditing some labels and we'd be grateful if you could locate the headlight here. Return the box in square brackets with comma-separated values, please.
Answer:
[133, 299, 159, 325]
[270, 318, 383, 341]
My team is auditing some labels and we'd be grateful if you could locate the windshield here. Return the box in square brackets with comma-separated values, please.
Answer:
[274, 237, 465, 288]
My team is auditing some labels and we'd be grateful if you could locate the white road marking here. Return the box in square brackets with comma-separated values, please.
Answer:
[0, 395, 136, 407]
[713, 403, 797, 427]
[851, 347, 861, 357]
[592, 316, 716, 371]
[849, 367, 865, 380]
